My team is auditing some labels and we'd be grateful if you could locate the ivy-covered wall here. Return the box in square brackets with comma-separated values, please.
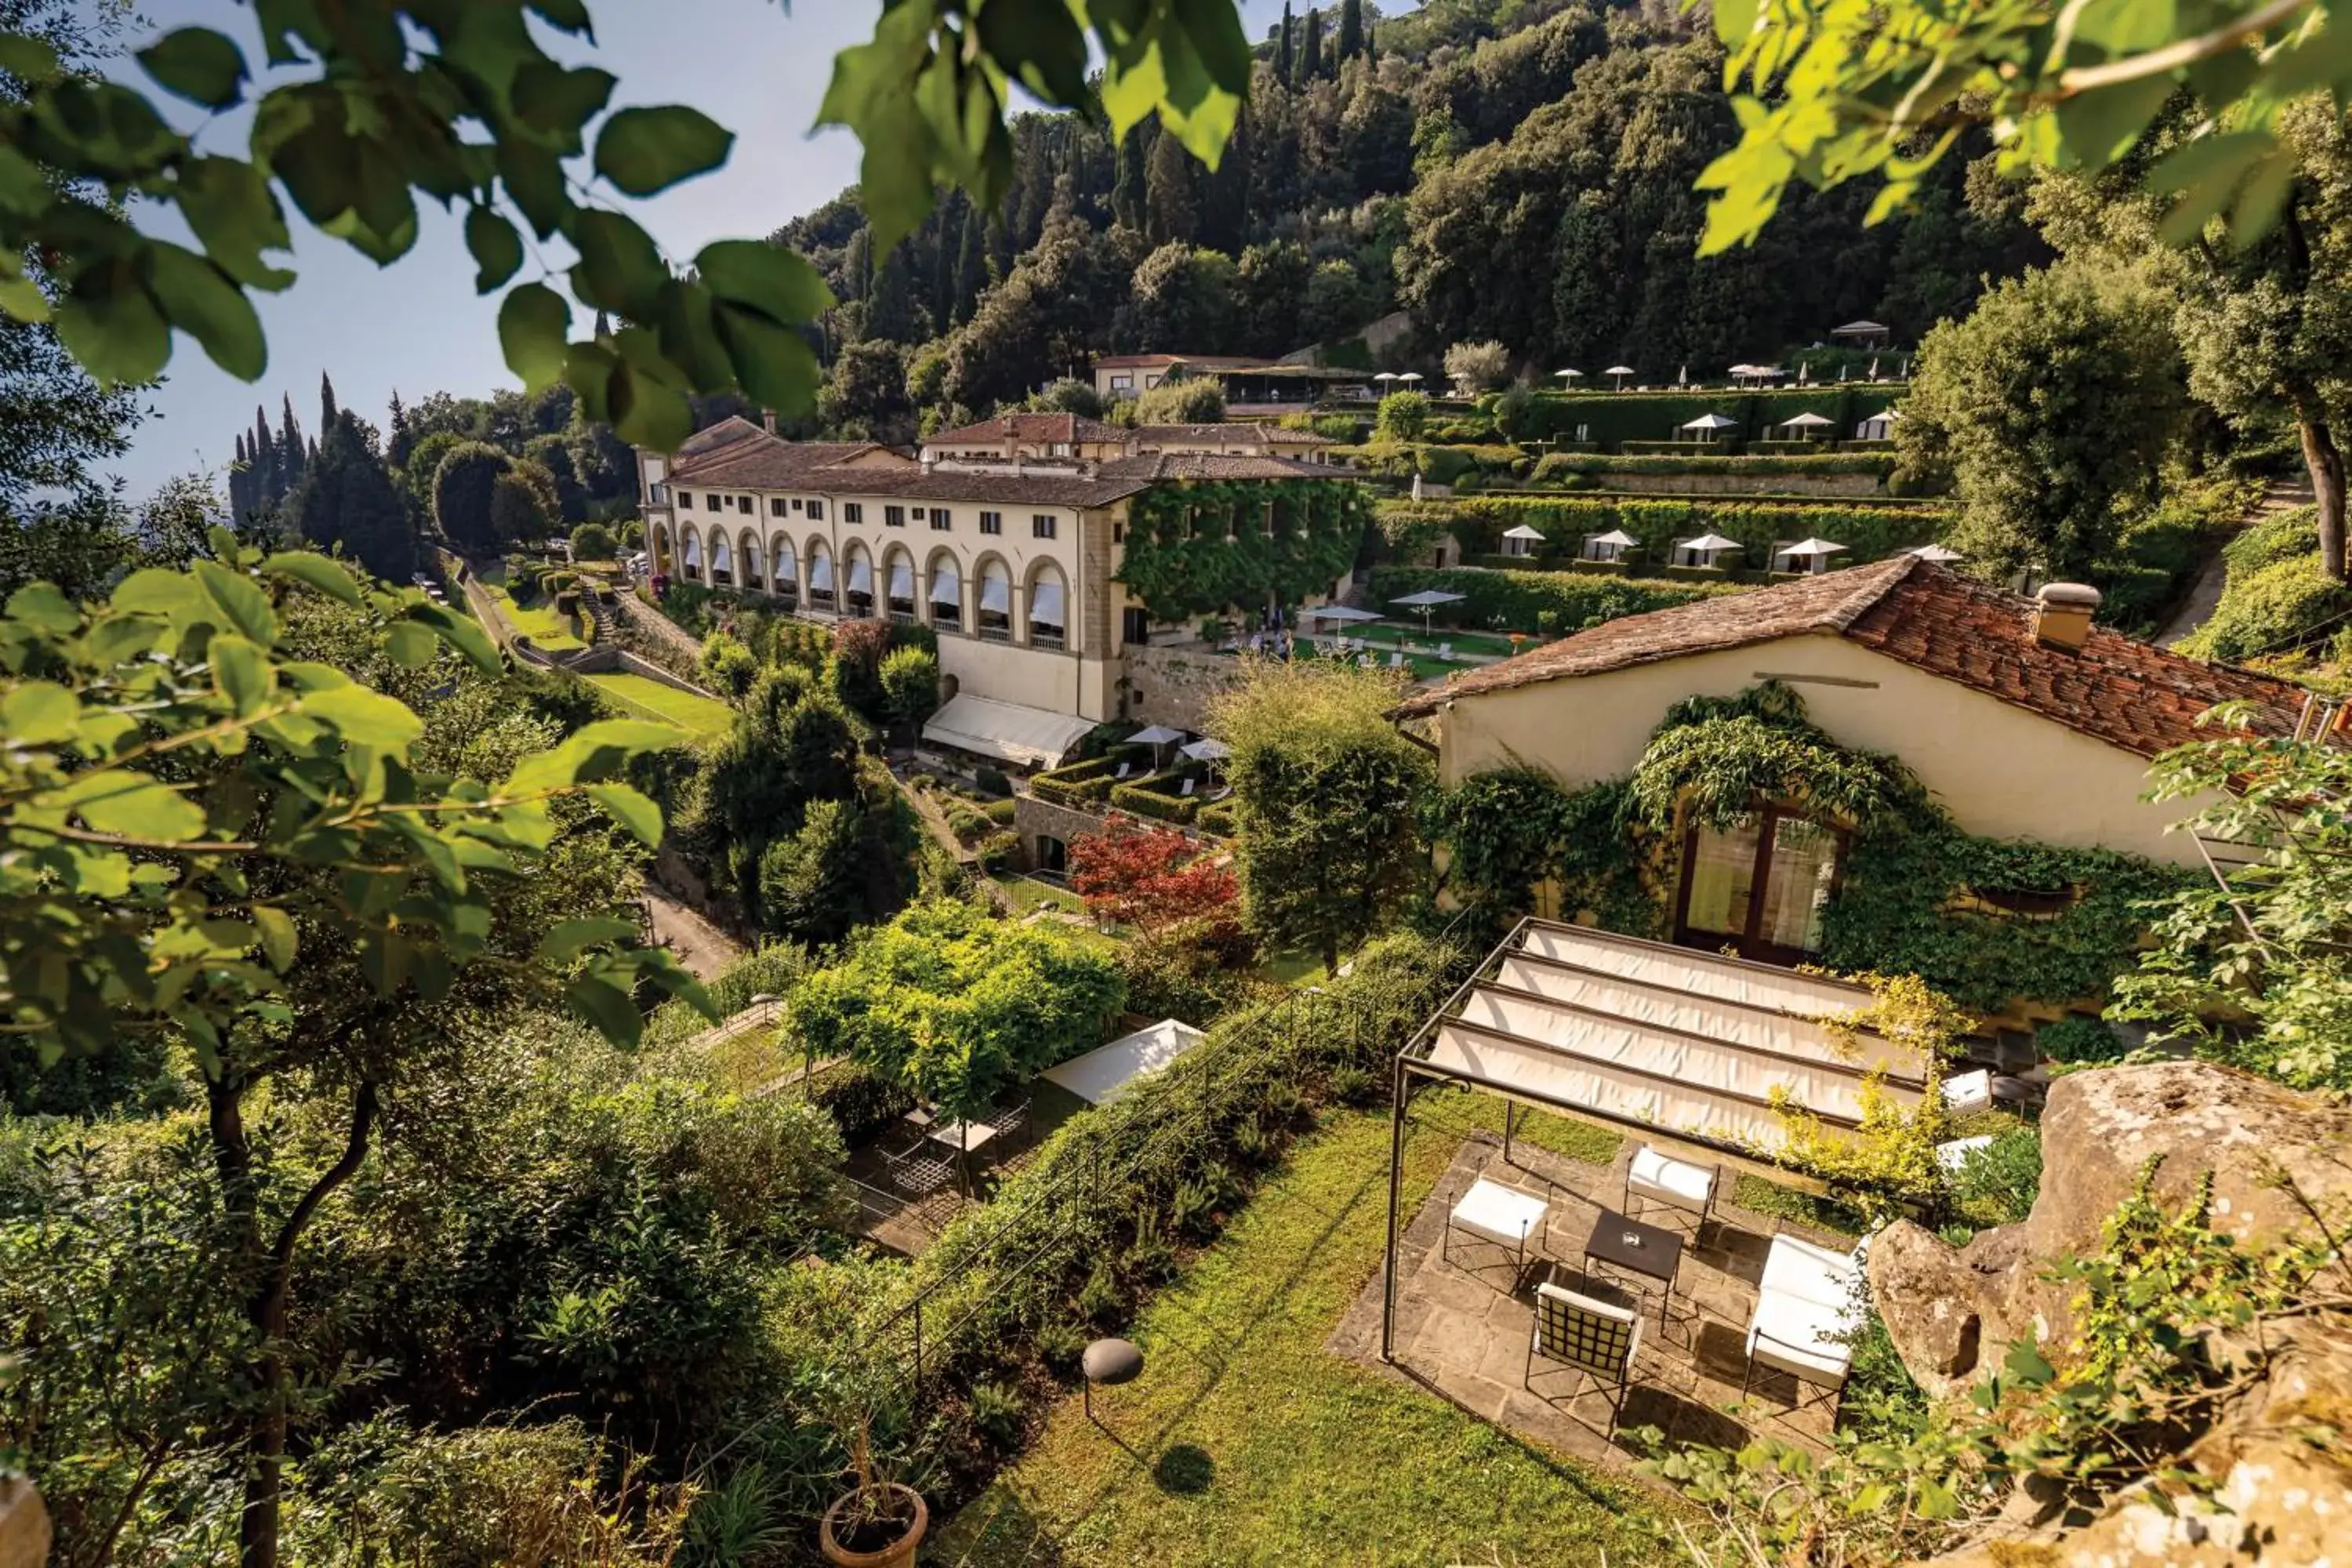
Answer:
[1424, 684, 2193, 1012]
[1116, 478, 1370, 621]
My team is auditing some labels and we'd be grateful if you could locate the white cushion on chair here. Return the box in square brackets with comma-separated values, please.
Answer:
[1941, 1069, 1993, 1113]
[1936, 1134, 1996, 1171]
[1759, 1232, 1864, 1310]
[1451, 1178, 1549, 1248]
[1628, 1145, 1715, 1207]
[1745, 1291, 1854, 1383]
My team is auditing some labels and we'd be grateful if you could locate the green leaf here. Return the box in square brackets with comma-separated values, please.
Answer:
[564, 975, 644, 1045]
[512, 61, 616, 142]
[568, 209, 667, 316]
[605, 358, 694, 451]
[138, 27, 248, 109]
[147, 243, 266, 379]
[259, 550, 361, 605]
[0, 275, 49, 322]
[252, 904, 297, 971]
[175, 157, 296, 291]
[2004, 1341, 2056, 1386]
[191, 559, 278, 643]
[54, 259, 172, 389]
[496, 136, 569, 238]
[49, 771, 209, 841]
[498, 281, 571, 394]
[466, 205, 524, 292]
[2150, 129, 2274, 245]
[593, 104, 733, 196]
[713, 302, 822, 417]
[537, 916, 641, 961]
[585, 782, 663, 845]
[300, 683, 425, 750]
[6, 581, 79, 634]
[2, 681, 79, 744]
[384, 619, 438, 668]
[2230, 147, 2300, 250]
[528, 0, 593, 35]
[692, 239, 833, 325]
[506, 719, 682, 793]
[2051, 74, 2173, 171]
[0, 32, 62, 83]
[976, 0, 1091, 107]
[403, 601, 501, 675]
[209, 633, 274, 714]
[1713, 0, 1758, 46]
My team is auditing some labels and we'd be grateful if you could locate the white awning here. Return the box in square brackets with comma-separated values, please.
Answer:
[1031, 579, 1066, 626]
[846, 557, 873, 593]
[921, 693, 1097, 768]
[1586, 529, 1640, 548]
[979, 572, 1011, 613]
[1502, 524, 1546, 541]
[808, 554, 833, 590]
[887, 561, 913, 598]
[1040, 1018, 1207, 1105]
[930, 565, 961, 604]
[775, 543, 797, 577]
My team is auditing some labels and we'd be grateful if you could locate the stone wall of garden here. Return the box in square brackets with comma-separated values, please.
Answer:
[1122, 643, 1246, 732]
[612, 589, 706, 681]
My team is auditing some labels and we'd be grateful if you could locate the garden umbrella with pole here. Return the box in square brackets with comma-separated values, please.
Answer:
[1775, 536, 1849, 574]
[1127, 724, 1185, 770]
[1180, 737, 1231, 787]
[1906, 543, 1964, 563]
[1553, 368, 1582, 387]
[1374, 372, 1397, 392]
[1605, 365, 1634, 390]
[1398, 371, 1424, 387]
[1389, 588, 1467, 638]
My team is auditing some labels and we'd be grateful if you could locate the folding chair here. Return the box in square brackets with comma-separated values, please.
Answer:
[1526, 1282, 1640, 1438]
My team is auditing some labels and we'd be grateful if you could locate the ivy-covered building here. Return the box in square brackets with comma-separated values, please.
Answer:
[1400, 557, 2314, 1011]
[637, 419, 1367, 760]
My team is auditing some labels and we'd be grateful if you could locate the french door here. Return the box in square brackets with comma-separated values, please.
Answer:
[1673, 807, 1846, 966]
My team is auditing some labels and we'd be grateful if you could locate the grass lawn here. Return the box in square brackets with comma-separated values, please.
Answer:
[930, 1098, 1672, 1568]
[583, 672, 735, 739]
[477, 561, 586, 651]
[995, 875, 1089, 920]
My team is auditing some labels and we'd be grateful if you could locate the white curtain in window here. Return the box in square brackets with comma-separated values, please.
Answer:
[846, 556, 873, 593]
[774, 541, 797, 581]
[710, 533, 731, 572]
[1030, 577, 1065, 626]
[979, 569, 1011, 612]
[930, 563, 961, 604]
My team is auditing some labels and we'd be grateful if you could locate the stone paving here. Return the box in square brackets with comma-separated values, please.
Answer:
[1329, 1129, 1847, 1471]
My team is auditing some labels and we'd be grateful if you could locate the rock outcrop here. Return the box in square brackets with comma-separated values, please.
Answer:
[1868, 1060, 2352, 1398]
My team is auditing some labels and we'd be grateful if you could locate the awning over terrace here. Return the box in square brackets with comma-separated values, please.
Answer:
[920, 694, 1096, 769]
[1407, 920, 1926, 1153]
[1040, 1018, 1207, 1105]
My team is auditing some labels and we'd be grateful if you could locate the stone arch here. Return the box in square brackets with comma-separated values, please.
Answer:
[651, 521, 673, 573]
[924, 546, 964, 633]
[842, 539, 876, 618]
[974, 552, 1014, 642]
[882, 543, 918, 623]
[738, 527, 763, 590]
[806, 537, 835, 610]
[771, 535, 798, 603]
[1025, 560, 1069, 651]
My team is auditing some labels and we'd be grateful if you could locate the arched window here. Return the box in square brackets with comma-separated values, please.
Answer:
[771, 538, 797, 604]
[709, 528, 733, 586]
[928, 554, 962, 632]
[884, 549, 916, 623]
[844, 542, 874, 618]
[807, 539, 835, 610]
[652, 523, 673, 572]
[681, 528, 702, 579]
[978, 560, 1011, 642]
[739, 528, 763, 589]
[1028, 564, 1067, 650]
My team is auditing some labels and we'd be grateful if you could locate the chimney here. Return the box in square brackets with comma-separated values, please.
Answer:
[921, 456, 937, 476]
[761, 408, 777, 436]
[2032, 582, 2100, 652]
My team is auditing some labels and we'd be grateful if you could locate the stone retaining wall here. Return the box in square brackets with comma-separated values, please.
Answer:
[1121, 643, 1247, 732]
[612, 589, 706, 681]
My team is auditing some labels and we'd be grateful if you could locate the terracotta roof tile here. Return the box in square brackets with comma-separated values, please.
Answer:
[804, 463, 1151, 508]
[672, 427, 902, 489]
[1397, 558, 2310, 757]
[1093, 452, 1330, 481]
[1131, 422, 1340, 448]
[926, 412, 1126, 447]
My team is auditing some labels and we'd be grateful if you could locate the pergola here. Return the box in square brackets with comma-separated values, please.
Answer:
[1379, 919, 1929, 1359]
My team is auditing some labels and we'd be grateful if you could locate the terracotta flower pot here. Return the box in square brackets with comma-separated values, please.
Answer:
[819, 1483, 927, 1568]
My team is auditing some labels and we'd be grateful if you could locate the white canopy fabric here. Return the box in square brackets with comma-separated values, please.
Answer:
[1041, 1018, 1207, 1105]
[1128, 724, 1186, 746]
[1586, 528, 1641, 548]
[1309, 604, 1384, 622]
[1181, 738, 1232, 761]
[1778, 412, 1834, 429]
[1835, 319, 1889, 334]
[1677, 532, 1744, 554]
[978, 570, 1011, 612]
[1906, 543, 1963, 563]
[845, 557, 873, 593]
[1390, 590, 1468, 608]
[808, 554, 833, 590]
[921, 694, 1096, 768]
[1554, 368, 1582, 379]
[1029, 579, 1066, 626]
[1374, 372, 1398, 383]
[887, 561, 913, 598]
[1680, 413, 1739, 431]
[930, 564, 960, 604]
[1417, 921, 1926, 1154]
[1398, 372, 1424, 383]
[1502, 524, 1547, 541]
[1779, 537, 1849, 558]
[1605, 365, 1635, 376]
[774, 542, 797, 579]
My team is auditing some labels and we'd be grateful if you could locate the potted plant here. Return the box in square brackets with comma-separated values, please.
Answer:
[790, 1260, 927, 1568]
[817, 1414, 925, 1568]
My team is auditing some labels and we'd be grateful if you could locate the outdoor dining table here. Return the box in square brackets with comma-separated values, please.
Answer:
[1583, 1207, 1685, 1330]
[927, 1119, 1000, 1194]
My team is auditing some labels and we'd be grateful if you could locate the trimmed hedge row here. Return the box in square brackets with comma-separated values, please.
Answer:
[1109, 780, 1199, 825]
[1366, 564, 1742, 634]
[1425, 495, 1944, 563]
[1503, 387, 1900, 448]
[1530, 452, 1896, 481]
[1329, 440, 1530, 485]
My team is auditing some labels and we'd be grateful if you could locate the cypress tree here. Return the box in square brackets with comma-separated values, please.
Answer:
[387, 390, 412, 469]
[278, 394, 307, 495]
[1338, 0, 1362, 61]
[1276, 2, 1294, 86]
[251, 407, 278, 510]
[319, 370, 338, 430]
[289, 410, 417, 583]
[1365, 20, 1375, 65]
[1303, 7, 1323, 80]
[230, 433, 249, 519]
[953, 199, 988, 325]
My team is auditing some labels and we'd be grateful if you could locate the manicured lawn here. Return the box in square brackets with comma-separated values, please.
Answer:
[931, 1101, 1671, 1568]
[478, 561, 586, 651]
[996, 875, 1089, 920]
[583, 672, 735, 739]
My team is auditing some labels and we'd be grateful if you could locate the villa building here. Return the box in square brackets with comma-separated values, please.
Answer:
[637, 417, 1358, 764]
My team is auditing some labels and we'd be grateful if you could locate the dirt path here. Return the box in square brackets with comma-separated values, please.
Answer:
[642, 881, 746, 981]
[2157, 477, 2314, 648]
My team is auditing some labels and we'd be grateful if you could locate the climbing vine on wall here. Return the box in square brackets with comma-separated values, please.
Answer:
[1117, 478, 1369, 620]
[1425, 684, 2193, 1011]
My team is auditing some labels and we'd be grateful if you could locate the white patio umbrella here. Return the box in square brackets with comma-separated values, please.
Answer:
[1777, 536, 1849, 573]
[1180, 738, 1231, 762]
[1679, 412, 1739, 441]
[1584, 528, 1639, 560]
[1374, 372, 1398, 388]
[1553, 368, 1582, 387]
[1501, 524, 1546, 540]
[1605, 365, 1635, 390]
[1127, 724, 1186, 768]
[1675, 364, 1688, 385]
[1308, 604, 1383, 624]
[1388, 587, 1468, 636]
[1675, 532, 1743, 565]
[1906, 543, 1964, 563]
[1778, 411, 1835, 439]
[1398, 371, 1424, 385]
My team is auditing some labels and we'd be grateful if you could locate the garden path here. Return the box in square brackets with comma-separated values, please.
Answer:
[2157, 477, 2314, 648]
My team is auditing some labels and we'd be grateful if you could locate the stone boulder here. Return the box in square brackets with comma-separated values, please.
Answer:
[1868, 1060, 2352, 1397]
[0, 1479, 48, 1568]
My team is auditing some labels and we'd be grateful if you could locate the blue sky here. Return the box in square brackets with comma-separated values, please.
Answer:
[104, 0, 1297, 499]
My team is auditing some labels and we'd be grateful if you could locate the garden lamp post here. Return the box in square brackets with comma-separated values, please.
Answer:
[1082, 1338, 1143, 1437]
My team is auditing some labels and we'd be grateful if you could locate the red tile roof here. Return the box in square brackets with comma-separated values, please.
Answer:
[671, 421, 902, 488]
[925, 412, 1127, 448]
[1132, 421, 1340, 448]
[1396, 557, 2310, 756]
[1093, 353, 1272, 370]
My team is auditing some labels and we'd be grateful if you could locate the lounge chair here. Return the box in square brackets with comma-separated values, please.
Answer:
[1180, 777, 1196, 798]
[1388, 651, 1406, 669]
[1112, 761, 1132, 782]
[1445, 1177, 1550, 1290]
[1207, 784, 1232, 803]
[1624, 1145, 1716, 1234]
[1437, 641, 1454, 662]
[1743, 1232, 1869, 1414]
[1526, 1282, 1641, 1437]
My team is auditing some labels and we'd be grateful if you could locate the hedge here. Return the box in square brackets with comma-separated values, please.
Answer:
[1109, 780, 1199, 825]
[1328, 441, 1530, 484]
[1366, 564, 1742, 635]
[1505, 386, 1900, 448]
[1530, 452, 1897, 480]
[1417, 495, 1944, 564]
[1197, 800, 1237, 837]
